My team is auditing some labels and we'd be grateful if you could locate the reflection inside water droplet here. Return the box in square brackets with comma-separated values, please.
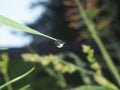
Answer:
[55, 39, 65, 48]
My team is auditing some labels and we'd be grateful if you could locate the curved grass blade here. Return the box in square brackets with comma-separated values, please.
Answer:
[0, 67, 34, 90]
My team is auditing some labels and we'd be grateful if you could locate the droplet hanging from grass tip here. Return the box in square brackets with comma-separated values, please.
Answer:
[55, 39, 65, 48]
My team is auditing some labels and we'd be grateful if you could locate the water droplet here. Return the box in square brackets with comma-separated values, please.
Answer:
[55, 39, 65, 48]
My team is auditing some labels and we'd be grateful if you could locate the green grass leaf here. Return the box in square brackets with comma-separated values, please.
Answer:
[70, 85, 107, 90]
[0, 48, 8, 50]
[0, 67, 35, 89]
[0, 15, 56, 41]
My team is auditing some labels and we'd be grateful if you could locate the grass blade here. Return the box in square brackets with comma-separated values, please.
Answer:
[0, 67, 34, 89]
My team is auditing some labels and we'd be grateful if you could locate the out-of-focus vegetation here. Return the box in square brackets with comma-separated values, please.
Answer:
[0, 0, 120, 90]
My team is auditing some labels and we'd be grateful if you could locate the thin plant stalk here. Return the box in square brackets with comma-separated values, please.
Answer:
[74, 0, 120, 85]
[3, 72, 13, 90]
[66, 53, 92, 84]
[57, 71, 67, 88]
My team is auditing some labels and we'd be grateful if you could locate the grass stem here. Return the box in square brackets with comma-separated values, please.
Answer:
[74, 0, 120, 86]
[3, 72, 13, 90]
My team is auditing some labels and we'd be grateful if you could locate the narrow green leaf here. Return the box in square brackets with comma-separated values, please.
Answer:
[0, 67, 34, 89]
[0, 15, 56, 41]
[18, 84, 31, 90]
[0, 48, 8, 50]
[70, 85, 107, 90]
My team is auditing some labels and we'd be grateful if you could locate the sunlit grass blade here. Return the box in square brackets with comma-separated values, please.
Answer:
[0, 48, 8, 50]
[18, 84, 31, 90]
[70, 85, 106, 90]
[0, 67, 34, 90]
[0, 15, 56, 41]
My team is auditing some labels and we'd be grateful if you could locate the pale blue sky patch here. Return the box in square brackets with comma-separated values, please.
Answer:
[0, 0, 46, 48]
